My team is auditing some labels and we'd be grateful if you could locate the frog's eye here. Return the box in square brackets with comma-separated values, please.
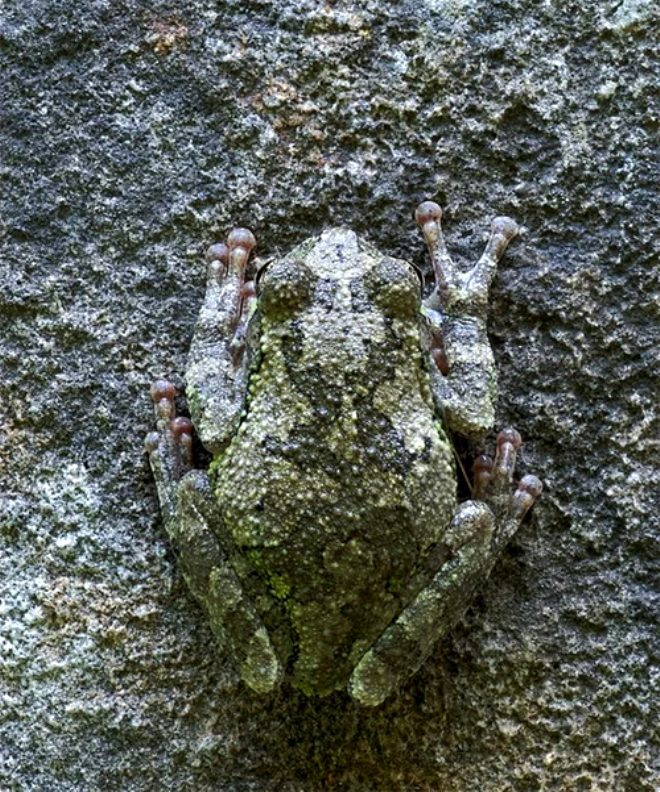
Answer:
[258, 258, 313, 319]
[367, 257, 421, 318]
[254, 260, 270, 293]
[407, 260, 424, 290]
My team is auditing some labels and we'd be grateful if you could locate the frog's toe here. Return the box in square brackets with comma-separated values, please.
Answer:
[472, 427, 522, 498]
[144, 431, 160, 453]
[150, 378, 176, 411]
[472, 453, 494, 499]
[227, 227, 256, 257]
[205, 241, 229, 267]
[490, 216, 519, 242]
[415, 200, 443, 245]
[513, 474, 543, 520]
[471, 427, 542, 522]
[147, 379, 194, 474]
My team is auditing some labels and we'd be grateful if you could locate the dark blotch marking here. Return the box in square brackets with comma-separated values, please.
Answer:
[314, 278, 337, 311]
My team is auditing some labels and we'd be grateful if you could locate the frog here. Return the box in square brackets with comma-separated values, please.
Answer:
[145, 201, 542, 707]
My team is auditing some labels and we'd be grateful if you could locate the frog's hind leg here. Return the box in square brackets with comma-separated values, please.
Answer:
[347, 501, 495, 707]
[145, 383, 282, 694]
[348, 429, 541, 707]
[186, 229, 258, 454]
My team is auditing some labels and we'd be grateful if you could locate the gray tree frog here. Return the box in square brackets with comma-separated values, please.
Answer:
[145, 202, 542, 706]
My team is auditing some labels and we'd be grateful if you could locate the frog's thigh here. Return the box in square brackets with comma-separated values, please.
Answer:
[174, 472, 282, 695]
[348, 501, 496, 707]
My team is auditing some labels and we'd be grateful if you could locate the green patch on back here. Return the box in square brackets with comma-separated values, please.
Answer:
[270, 575, 291, 599]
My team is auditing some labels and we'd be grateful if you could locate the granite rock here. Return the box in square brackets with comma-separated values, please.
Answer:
[0, 0, 656, 789]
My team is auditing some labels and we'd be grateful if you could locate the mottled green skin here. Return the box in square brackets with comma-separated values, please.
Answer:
[149, 220, 529, 706]
[213, 230, 455, 695]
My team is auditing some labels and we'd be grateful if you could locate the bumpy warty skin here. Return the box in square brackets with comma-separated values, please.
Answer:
[3, 0, 656, 785]
[212, 231, 456, 695]
[147, 219, 537, 707]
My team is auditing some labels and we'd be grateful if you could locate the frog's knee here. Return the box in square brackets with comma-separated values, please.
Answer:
[206, 569, 283, 694]
[348, 649, 396, 707]
[240, 627, 283, 694]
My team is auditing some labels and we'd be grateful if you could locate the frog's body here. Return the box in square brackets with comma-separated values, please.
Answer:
[215, 230, 455, 694]
[146, 205, 542, 706]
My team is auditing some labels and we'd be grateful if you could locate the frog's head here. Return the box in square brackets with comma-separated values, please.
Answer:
[256, 228, 422, 325]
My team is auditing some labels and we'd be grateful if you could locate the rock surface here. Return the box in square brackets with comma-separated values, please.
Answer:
[1, 0, 656, 789]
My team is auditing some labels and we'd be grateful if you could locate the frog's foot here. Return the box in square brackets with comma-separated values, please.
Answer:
[472, 427, 543, 553]
[415, 202, 519, 437]
[185, 228, 257, 453]
[415, 201, 518, 310]
[204, 230, 258, 365]
[145, 379, 194, 525]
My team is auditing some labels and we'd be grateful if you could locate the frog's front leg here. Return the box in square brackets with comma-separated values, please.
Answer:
[186, 228, 258, 454]
[348, 430, 542, 707]
[415, 202, 519, 437]
[145, 382, 282, 694]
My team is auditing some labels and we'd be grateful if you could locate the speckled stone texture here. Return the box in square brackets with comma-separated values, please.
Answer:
[0, 0, 656, 789]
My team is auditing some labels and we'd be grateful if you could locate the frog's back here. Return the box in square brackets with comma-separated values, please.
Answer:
[214, 229, 456, 694]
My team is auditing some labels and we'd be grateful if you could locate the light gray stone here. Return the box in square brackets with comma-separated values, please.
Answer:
[1, 0, 656, 789]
